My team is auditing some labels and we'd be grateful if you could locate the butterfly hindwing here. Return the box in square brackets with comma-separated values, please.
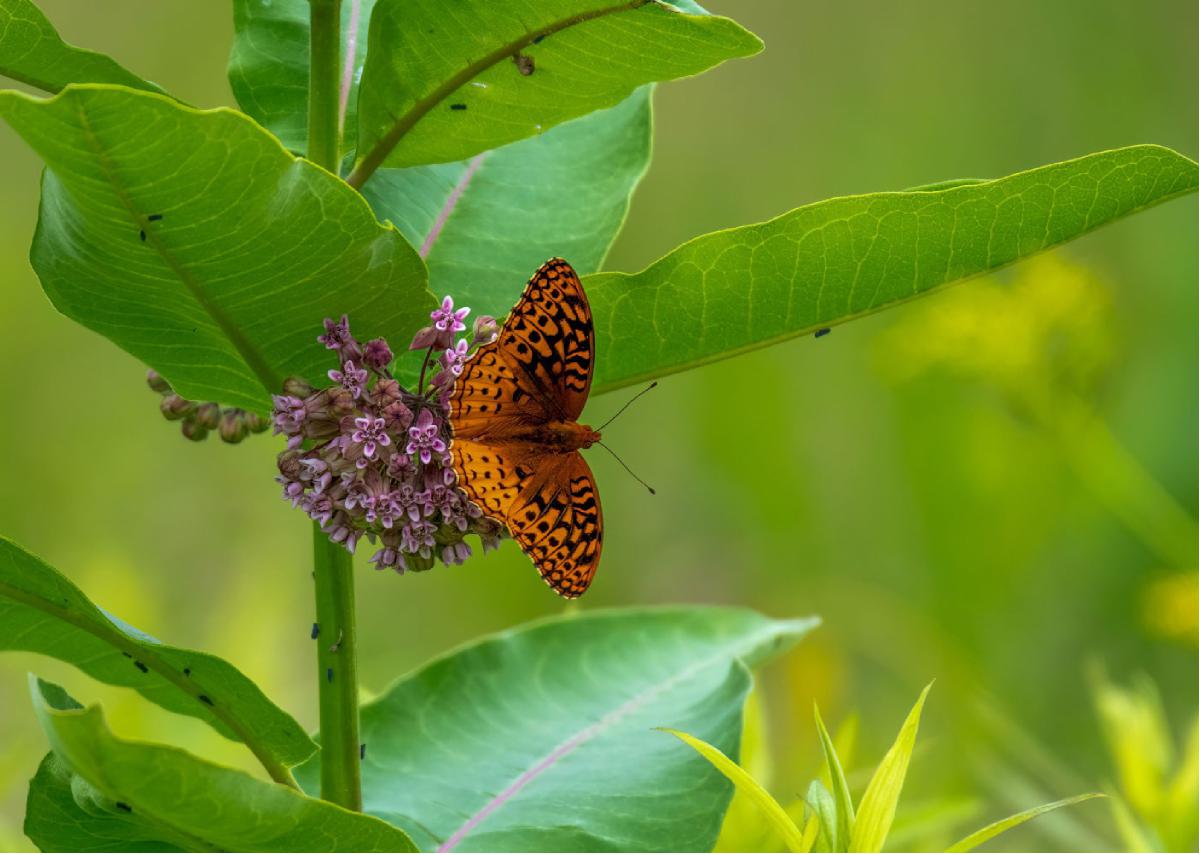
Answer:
[506, 452, 603, 598]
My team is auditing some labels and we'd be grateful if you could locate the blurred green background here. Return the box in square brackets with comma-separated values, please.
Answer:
[0, 1, 1195, 850]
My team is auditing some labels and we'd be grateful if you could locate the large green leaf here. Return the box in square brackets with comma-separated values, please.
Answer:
[228, 0, 377, 155]
[0, 84, 430, 413]
[26, 678, 417, 852]
[583, 144, 1199, 394]
[297, 607, 817, 852]
[367, 87, 652, 311]
[0, 537, 314, 779]
[0, 0, 162, 95]
[351, 0, 759, 174]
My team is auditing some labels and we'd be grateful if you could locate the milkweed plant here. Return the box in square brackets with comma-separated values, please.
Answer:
[0, 0, 1195, 851]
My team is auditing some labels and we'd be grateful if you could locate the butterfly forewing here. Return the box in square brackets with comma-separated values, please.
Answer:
[449, 258, 603, 598]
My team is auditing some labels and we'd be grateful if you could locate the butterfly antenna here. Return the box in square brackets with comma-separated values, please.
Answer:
[596, 381, 658, 432]
[596, 441, 656, 495]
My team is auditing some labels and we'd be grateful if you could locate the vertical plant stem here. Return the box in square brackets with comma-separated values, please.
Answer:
[312, 523, 362, 810]
[308, 0, 343, 173]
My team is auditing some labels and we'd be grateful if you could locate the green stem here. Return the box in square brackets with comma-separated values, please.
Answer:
[312, 523, 362, 810]
[308, 0, 343, 173]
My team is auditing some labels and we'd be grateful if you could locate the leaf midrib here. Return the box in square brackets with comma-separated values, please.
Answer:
[436, 622, 799, 851]
[347, 0, 650, 188]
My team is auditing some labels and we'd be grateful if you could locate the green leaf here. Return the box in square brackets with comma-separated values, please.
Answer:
[0, 537, 315, 777]
[366, 86, 653, 313]
[945, 793, 1104, 853]
[352, 0, 760, 173]
[25, 752, 187, 852]
[850, 683, 932, 853]
[584, 144, 1199, 394]
[0, 84, 430, 412]
[804, 779, 838, 853]
[298, 607, 817, 852]
[228, 0, 377, 155]
[814, 704, 855, 851]
[662, 728, 807, 852]
[0, 0, 163, 95]
[27, 678, 418, 852]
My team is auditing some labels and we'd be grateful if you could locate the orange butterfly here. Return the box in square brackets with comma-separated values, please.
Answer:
[448, 258, 602, 598]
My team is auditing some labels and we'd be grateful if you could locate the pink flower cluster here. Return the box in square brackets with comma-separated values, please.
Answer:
[273, 302, 501, 573]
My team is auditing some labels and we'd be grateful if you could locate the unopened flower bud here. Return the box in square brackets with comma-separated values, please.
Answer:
[472, 315, 499, 346]
[408, 325, 441, 351]
[363, 338, 394, 372]
[160, 394, 195, 421]
[218, 409, 249, 443]
[195, 402, 221, 430]
[181, 418, 208, 441]
[283, 377, 316, 397]
[146, 369, 171, 394]
[327, 387, 356, 418]
[244, 411, 270, 433]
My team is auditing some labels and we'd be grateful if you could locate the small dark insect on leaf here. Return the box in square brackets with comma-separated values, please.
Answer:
[449, 103, 467, 111]
[183, 667, 191, 676]
[326, 667, 334, 683]
[311, 622, 320, 639]
[133, 660, 148, 673]
[514, 53, 535, 76]
[533, 33, 546, 43]
[115, 802, 133, 813]
[360, 743, 366, 760]
[147, 213, 163, 222]
[814, 327, 831, 338]
[198, 694, 214, 706]
[121, 651, 132, 658]
[139, 229, 146, 241]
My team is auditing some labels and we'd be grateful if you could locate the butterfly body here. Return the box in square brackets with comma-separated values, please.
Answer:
[449, 258, 603, 598]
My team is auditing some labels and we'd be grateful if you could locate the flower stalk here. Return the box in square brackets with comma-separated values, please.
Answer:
[312, 521, 362, 811]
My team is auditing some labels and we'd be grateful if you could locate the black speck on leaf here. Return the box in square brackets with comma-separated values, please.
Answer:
[183, 667, 192, 676]
[121, 651, 132, 658]
[450, 103, 467, 111]
[139, 229, 146, 241]
[311, 622, 320, 639]
[360, 743, 366, 759]
[148, 213, 163, 222]
[115, 802, 132, 813]
[133, 660, 148, 673]
[814, 327, 831, 338]
[326, 667, 334, 683]
[198, 694, 214, 706]
[533, 33, 546, 43]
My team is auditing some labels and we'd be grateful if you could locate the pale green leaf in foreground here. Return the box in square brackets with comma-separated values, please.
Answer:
[662, 728, 807, 852]
[0, 0, 162, 95]
[805, 778, 838, 853]
[0, 84, 430, 412]
[297, 607, 817, 852]
[367, 87, 652, 313]
[815, 704, 855, 851]
[27, 678, 417, 852]
[0, 537, 314, 779]
[351, 0, 760, 174]
[850, 683, 932, 853]
[945, 793, 1105, 853]
[584, 144, 1199, 394]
